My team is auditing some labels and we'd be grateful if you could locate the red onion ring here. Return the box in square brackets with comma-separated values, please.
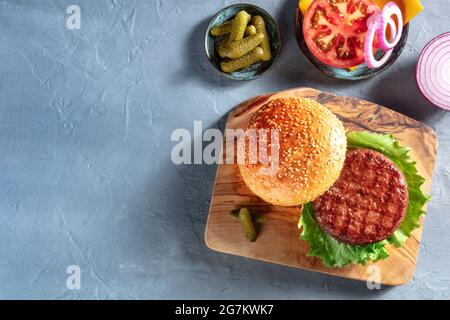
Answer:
[364, 14, 396, 69]
[377, 2, 403, 51]
[416, 32, 450, 110]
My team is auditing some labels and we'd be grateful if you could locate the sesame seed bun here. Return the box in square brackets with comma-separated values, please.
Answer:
[238, 97, 347, 206]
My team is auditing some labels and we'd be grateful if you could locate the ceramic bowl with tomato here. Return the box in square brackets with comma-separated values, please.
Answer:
[295, 0, 409, 80]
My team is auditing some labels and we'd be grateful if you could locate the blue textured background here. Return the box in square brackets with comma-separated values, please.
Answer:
[0, 0, 449, 299]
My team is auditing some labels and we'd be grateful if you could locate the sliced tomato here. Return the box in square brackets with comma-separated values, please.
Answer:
[303, 0, 377, 69]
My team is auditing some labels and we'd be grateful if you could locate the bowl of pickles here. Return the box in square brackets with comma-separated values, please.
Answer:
[205, 4, 281, 80]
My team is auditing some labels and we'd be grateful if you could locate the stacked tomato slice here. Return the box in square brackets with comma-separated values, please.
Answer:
[303, 0, 377, 68]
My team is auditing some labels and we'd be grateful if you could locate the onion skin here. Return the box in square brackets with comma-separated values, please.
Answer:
[377, 2, 403, 51]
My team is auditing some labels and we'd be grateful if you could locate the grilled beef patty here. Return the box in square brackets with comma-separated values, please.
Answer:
[312, 149, 408, 245]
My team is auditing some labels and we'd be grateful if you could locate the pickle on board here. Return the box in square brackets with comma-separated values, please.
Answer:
[251, 16, 272, 61]
[219, 32, 264, 59]
[238, 208, 257, 242]
[220, 47, 264, 73]
[210, 20, 233, 36]
[230, 209, 266, 224]
[245, 25, 257, 36]
[227, 10, 251, 44]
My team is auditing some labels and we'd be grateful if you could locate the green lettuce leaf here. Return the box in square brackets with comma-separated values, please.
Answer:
[299, 203, 390, 268]
[298, 132, 430, 267]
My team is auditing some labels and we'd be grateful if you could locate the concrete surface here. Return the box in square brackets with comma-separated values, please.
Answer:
[0, 0, 449, 299]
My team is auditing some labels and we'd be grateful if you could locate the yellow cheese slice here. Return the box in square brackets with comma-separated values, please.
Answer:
[374, 0, 423, 24]
[299, 0, 313, 15]
[298, 0, 423, 25]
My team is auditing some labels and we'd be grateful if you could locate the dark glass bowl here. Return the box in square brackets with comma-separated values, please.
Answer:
[294, 8, 409, 80]
[205, 3, 281, 81]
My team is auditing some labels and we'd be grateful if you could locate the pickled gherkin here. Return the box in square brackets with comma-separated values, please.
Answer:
[228, 10, 251, 44]
[230, 209, 266, 224]
[220, 47, 264, 73]
[251, 16, 272, 61]
[211, 21, 257, 37]
[218, 35, 229, 53]
[219, 32, 264, 59]
[209, 12, 272, 74]
[238, 208, 257, 242]
[245, 25, 257, 36]
[210, 20, 232, 36]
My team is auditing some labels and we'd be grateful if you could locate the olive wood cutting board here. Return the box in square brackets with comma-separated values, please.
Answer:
[204, 87, 438, 286]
